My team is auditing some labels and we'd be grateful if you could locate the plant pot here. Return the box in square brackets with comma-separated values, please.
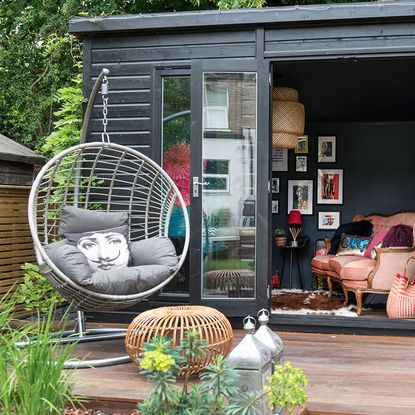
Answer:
[274, 236, 287, 247]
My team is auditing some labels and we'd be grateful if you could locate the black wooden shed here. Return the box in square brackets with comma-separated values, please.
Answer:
[70, 1, 415, 333]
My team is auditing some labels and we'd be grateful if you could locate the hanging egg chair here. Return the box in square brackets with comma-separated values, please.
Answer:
[24, 69, 189, 368]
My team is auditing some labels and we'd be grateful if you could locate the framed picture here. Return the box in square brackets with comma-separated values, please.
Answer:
[295, 135, 308, 154]
[317, 169, 343, 204]
[271, 177, 280, 194]
[287, 180, 313, 215]
[272, 149, 288, 171]
[296, 156, 307, 172]
[318, 211, 341, 230]
[272, 200, 279, 214]
[318, 136, 336, 162]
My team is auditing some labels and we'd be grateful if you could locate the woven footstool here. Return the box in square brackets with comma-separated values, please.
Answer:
[205, 269, 255, 297]
[125, 305, 233, 376]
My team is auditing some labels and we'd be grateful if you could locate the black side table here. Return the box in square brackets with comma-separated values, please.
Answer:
[279, 245, 307, 289]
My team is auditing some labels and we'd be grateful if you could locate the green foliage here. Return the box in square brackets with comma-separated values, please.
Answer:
[216, 0, 266, 9]
[265, 362, 308, 414]
[274, 228, 287, 237]
[0, 303, 81, 415]
[208, 208, 233, 228]
[205, 259, 254, 271]
[138, 330, 308, 415]
[42, 75, 85, 158]
[15, 263, 65, 313]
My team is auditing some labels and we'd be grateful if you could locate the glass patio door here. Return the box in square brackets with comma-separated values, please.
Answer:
[190, 59, 270, 316]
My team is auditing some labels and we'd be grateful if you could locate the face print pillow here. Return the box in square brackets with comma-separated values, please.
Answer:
[65, 225, 130, 272]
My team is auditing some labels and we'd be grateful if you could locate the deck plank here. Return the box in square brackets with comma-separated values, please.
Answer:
[72, 328, 415, 414]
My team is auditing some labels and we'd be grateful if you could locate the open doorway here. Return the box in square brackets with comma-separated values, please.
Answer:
[270, 57, 415, 319]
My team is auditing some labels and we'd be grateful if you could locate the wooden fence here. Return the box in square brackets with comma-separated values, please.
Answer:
[0, 185, 35, 317]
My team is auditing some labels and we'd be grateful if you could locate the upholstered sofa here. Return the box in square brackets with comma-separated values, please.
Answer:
[311, 212, 415, 316]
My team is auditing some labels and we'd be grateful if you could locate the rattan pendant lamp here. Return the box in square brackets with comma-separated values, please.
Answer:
[272, 86, 305, 149]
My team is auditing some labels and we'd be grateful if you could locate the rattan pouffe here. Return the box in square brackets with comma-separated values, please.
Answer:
[125, 305, 233, 376]
[205, 269, 255, 297]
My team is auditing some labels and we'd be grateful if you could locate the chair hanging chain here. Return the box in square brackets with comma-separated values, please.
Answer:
[101, 76, 110, 144]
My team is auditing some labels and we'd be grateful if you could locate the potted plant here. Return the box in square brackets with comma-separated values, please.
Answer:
[274, 229, 287, 247]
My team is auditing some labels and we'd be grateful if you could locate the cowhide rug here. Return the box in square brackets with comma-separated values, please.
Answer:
[271, 289, 362, 317]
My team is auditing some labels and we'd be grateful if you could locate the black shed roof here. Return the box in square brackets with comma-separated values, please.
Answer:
[69, 1, 415, 35]
[0, 134, 45, 166]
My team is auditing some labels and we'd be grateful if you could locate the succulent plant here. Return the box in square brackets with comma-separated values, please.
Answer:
[274, 228, 287, 237]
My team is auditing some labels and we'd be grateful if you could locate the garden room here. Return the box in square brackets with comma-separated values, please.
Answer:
[270, 57, 415, 321]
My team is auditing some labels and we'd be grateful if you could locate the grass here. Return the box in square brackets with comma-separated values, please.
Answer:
[0, 295, 83, 415]
[205, 259, 255, 272]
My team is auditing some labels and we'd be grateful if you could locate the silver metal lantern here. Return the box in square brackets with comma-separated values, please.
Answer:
[255, 308, 284, 371]
[227, 316, 273, 415]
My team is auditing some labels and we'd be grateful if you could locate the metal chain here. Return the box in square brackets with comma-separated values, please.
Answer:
[101, 76, 110, 144]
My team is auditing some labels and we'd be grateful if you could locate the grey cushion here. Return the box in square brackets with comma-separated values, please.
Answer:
[43, 239, 91, 285]
[129, 237, 179, 270]
[58, 206, 128, 236]
[83, 265, 171, 295]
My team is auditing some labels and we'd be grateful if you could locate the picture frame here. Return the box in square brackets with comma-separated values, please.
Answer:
[287, 180, 313, 215]
[272, 200, 279, 214]
[295, 135, 308, 154]
[295, 156, 307, 172]
[271, 177, 280, 194]
[272, 149, 288, 171]
[318, 136, 336, 163]
[318, 211, 341, 230]
[317, 169, 343, 204]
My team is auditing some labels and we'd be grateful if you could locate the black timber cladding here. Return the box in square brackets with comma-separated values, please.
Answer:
[86, 30, 256, 155]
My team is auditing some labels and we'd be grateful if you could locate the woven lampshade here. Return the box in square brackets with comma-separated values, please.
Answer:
[272, 86, 305, 149]
[125, 305, 233, 376]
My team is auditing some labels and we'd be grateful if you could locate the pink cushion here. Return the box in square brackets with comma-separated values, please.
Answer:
[311, 254, 335, 271]
[329, 257, 375, 281]
[364, 230, 387, 258]
[342, 279, 368, 289]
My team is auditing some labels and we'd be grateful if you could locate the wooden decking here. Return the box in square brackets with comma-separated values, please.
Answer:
[72, 327, 415, 415]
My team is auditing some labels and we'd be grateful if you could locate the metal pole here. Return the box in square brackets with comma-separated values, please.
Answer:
[76, 310, 86, 338]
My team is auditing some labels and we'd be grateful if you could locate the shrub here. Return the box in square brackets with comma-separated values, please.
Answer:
[15, 263, 65, 313]
[137, 330, 308, 415]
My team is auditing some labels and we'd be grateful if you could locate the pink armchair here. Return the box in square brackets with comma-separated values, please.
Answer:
[311, 212, 415, 316]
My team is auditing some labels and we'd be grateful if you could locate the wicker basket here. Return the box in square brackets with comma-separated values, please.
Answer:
[125, 305, 233, 376]
[272, 86, 298, 102]
[272, 87, 305, 149]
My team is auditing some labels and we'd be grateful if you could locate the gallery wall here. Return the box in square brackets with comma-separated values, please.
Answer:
[271, 121, 415, 289]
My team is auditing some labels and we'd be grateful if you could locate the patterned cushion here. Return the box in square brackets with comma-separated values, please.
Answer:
[336, 234, 371, 256]
[66, 225, 130, 272]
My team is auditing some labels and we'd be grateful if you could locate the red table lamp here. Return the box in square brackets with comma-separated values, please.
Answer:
[288, 210, 302, 246]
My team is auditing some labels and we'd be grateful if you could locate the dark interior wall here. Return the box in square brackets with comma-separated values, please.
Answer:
[271, 121, 415, 288]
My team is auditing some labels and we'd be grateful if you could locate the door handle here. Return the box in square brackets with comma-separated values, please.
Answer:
[192, 177, 209, 198]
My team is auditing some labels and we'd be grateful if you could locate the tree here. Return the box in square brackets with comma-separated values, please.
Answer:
[1, 0, 365, 150]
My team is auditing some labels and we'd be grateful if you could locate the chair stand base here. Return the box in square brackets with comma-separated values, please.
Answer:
[15, 310, 131, 369]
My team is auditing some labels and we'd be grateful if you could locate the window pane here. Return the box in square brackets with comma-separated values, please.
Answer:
[202, 72, 257, 299]
[162, 76, 191, 295]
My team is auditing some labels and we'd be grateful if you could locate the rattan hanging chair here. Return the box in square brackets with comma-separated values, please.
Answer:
[24, 69, 189, 368]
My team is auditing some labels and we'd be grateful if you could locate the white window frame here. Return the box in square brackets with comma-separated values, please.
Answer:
[203, 82, 229, 131]
[203, 173, 230, 193]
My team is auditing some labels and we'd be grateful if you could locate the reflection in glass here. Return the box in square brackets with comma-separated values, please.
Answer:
[162, 76, 191, 294]
[202, 72, 257, 299]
